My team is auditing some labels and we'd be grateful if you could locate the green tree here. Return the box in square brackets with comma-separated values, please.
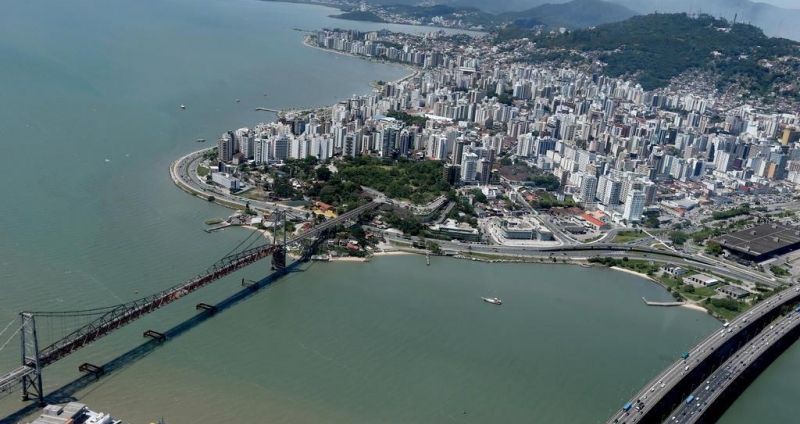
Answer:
[669, 231, 690, 246]
[705, 241, 723, 256]
[316, 166, 332, 181]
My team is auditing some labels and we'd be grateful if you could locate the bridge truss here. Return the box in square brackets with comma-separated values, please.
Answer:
[0, 201, 380, 404]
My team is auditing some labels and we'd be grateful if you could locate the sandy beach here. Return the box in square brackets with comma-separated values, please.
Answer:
[610, 266, 656, 282]
[328, 256, 370, 262]
[681, 303, 710, 314]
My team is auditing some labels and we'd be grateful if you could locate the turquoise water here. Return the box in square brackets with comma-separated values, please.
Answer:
[0, 0, 794, 422]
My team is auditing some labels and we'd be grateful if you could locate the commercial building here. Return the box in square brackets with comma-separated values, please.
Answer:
[211, 172, 241, 191]
[428, 219, 480, 241]
[499, 219, 553, 241]
[713, 223, 800, 262]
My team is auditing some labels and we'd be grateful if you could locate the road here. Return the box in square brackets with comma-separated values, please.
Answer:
[665, 307, 800, 423]
[377, 231, 778, 288]
[608, 287, 800, 424]
[173, 152, 776, 288]
[171, 149, 307, 220]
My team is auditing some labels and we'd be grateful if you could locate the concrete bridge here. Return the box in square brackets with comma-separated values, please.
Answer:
[608, 286, 800, 424]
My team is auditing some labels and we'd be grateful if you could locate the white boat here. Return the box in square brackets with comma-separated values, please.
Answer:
[481, 297, 502, 305]
[179, 104, 186, 109]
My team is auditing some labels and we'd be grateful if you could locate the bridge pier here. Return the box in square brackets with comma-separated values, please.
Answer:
[78, 363, 104, 378]
[196, 303, 218, 314]
[272, 247, 286, 273]
[143, 330, 166, 343]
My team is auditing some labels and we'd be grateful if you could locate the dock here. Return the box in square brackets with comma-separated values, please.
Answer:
[205, 223, 232, 233]
[641, 297, 684, 307]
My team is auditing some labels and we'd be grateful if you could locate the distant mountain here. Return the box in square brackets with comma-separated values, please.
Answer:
[508, 13, 800, 95]
[364, 0, 566, 13]
[500, 0, 637, 29]
[357, 0, 800, 41]
[615, 0, 800, 41]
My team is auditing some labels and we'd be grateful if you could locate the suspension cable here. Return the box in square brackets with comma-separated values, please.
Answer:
[0, 325, 22, 354]
[0, 318, 16, 341]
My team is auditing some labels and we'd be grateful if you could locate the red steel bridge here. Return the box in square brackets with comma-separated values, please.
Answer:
[0, 201, 381, 404]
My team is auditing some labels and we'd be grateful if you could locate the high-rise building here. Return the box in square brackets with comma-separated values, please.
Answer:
[601, 177, 622, 206]
[218, 133, 234, 163]
[460, 152, 478, 183]
[380, 127, 398, 158]
[253, 138, 271, 165]
[578, 174, 598, 204]
[622, 190, 645, 222]
[273, 135, 289, 161]
[453, 138, 465, 165]
[479, 158, 491, 185]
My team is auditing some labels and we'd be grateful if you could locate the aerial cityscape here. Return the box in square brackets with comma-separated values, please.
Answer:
[1, 0, 799, 423]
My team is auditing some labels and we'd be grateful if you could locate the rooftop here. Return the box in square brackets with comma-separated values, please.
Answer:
[714, 222, 800, 256]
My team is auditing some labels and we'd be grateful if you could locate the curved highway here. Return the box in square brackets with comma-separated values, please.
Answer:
[607, 286, 800, 424]
[667, 307, 800, 423]
[171, 149, 307, 220]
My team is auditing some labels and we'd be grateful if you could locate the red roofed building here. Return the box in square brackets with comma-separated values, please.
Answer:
[581, 212, 609, 229]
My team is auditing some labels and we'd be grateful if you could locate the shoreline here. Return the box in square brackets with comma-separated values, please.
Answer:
[302, 36, 418, 87]
[610, 267, 713, 316]
[610, 266, 656, 282]
[265, 0, 488, 34]
[170, 36, 419, 212]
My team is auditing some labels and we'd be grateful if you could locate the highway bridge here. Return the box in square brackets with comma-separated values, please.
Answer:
[0, 201, 380, 404]
[667, 307, 800, 423]
[607, 286, 800, 424]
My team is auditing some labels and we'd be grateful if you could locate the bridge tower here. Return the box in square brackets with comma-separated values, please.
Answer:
[271, 212, 287, 273]
[19, 312, 44, 405]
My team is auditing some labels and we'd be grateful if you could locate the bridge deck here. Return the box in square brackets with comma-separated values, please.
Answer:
[0, 366, 34, 395]
[608, 287, 800, 424]
[668, 309, 800, 423]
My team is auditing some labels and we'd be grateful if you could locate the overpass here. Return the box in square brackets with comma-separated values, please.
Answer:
[666, 307, 800, 423]
[607, 286, 800, 424]
[0, 201, 381, 404]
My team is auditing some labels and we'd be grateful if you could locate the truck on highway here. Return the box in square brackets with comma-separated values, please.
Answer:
[685, 395, 695, 405]
[622, 402, 633, 412]
[681, 352, 690, 360]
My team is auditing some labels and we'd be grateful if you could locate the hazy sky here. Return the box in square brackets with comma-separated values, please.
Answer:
[755, 0, 795, 8]
[763, 0, 800, 8]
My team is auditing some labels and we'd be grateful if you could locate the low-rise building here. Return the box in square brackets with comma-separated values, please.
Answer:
[581, 211, 610, 230]
[428, 219, 480, 241]
[683, 273, 721, 288]
[662, 265, 688, 276]
[211, 172, 241, 191]
[31, 402, 121, 424]
[717, 285, 750, 299]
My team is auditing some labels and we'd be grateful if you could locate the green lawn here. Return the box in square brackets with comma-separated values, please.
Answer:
[612, 230, 649, 244]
